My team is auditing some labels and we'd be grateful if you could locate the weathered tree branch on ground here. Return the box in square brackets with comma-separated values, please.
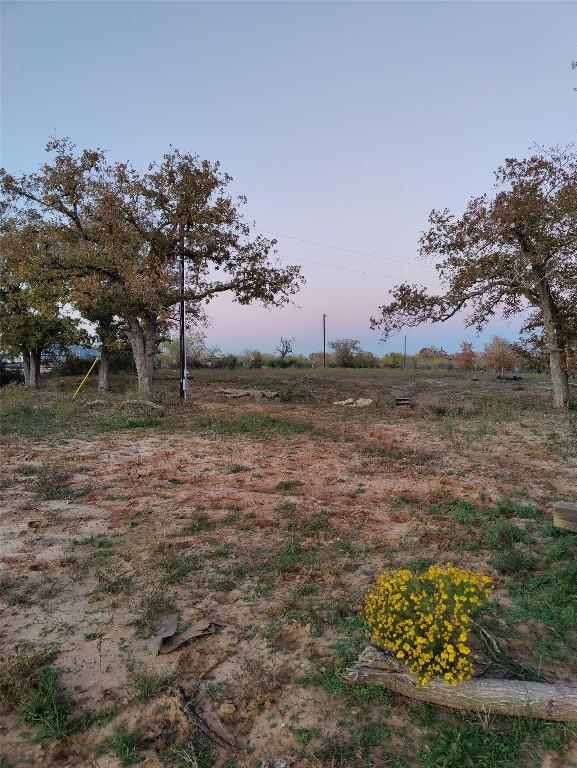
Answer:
[343, 646, 577, 722]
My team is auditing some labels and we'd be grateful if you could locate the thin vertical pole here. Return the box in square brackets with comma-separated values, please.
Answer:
[179, 235, 186, 401]
[403, 335, 407, 369]
[323, 314, 326, 368]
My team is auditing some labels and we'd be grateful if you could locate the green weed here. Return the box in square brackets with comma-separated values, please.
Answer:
[132, 668, 177, 702]
[109, 727, 145, 766]
[18, 666, 71, 741]
[483, 519, 525, 550]
[276, 479, 304, 491]
[417, 716, 575, 768]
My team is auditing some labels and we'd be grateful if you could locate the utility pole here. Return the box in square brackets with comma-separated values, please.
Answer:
[179, 233, 187, 401]
[323, 313, 327, 368]
[403, 335, 407, 369]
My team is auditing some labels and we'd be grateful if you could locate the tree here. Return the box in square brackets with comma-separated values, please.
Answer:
[157, 331, 221, 368]
[381, 351, 405, 368]
[276, 337, 294, 359]
[483, 336, 522, 374]
[1, 140, 303, 398]
[371, 146, 577, 408]
[0, 221, 84, 388]
[329, 338, 362, 367]
[453, 341, 477, 370]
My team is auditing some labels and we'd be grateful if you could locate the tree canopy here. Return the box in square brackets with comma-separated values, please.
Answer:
[371, 145, 577, 407]
[1, 139, 304, 395]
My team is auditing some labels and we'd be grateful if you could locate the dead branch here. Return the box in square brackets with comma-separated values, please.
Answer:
[343, 646, 577, 722]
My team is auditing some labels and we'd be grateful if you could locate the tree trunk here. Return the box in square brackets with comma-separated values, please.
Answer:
[29, 349, 41, 390]
[537, 278, 570, 409]
[22, 351, 31, 387]
[344, 646, 577, 722]
[98, 350, 111, 392]
[126, 314, 157, 399]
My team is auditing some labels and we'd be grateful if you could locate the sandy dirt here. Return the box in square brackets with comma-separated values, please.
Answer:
[1, 370, 576, 767]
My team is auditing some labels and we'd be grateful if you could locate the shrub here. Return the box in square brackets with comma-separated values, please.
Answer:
[483, 519, 525, 550]
[56, 353, 94, 376]
[364, 565, 491, 686]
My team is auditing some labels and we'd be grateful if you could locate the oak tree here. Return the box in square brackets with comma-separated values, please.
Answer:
[0, 220, 83, 388]
[1, 140, 304, 398]
[371, 146, 577, 408]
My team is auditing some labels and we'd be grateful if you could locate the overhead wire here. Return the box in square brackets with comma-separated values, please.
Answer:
[259, 228, 434, 268]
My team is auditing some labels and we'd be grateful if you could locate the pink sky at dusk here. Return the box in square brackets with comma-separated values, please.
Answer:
[2, 1, 575, 356]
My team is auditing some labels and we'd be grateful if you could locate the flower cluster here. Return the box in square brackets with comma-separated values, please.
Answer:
[363, 564, 491, 686]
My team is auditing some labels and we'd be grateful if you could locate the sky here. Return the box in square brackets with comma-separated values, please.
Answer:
[2, 0, 576, 355]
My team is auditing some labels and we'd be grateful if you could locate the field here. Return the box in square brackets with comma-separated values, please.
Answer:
[1, 368, 577, 768]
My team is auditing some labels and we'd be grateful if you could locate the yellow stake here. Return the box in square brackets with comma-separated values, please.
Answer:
[72, 356, 100, 400]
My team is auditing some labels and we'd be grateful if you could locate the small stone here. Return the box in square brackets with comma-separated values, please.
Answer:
[219, 702, 236, 716]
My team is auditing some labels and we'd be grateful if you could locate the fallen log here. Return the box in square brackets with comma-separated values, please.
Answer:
[215, 388, 279, 400]
[343, 646, 577, 722]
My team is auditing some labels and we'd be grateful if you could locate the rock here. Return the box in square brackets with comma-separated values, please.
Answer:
[354, 398, 373, 407]
[261, 758, 290, 768]
[219, 701, 236, 716]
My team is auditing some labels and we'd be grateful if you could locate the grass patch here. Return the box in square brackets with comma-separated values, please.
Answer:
[491, 549, 538, 574]
[132, 668, 177, 702]
[108, 727, 145, 766]
[18, 666, 71, 742]
[509, 562, 577, 639]
[483, 519, 526, 550]
[276, 479, 304, 491]
[161, 553, 199, 585]
[417, 716, 575, 768]
[0, 647, 58, 711]
[0, 403, 71, 437]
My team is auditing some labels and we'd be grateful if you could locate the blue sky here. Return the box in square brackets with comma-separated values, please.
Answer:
[2, 1, 576, 355]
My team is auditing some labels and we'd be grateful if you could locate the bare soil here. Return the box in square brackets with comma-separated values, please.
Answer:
[1, 368, 576, 767]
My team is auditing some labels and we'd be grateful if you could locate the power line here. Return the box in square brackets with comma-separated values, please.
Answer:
[277, 255, 397, 279]
[260, 228, 432, 267]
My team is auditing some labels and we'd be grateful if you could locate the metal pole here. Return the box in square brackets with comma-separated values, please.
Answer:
[403, 335, 407, 369]
[179, 235, 186, 401]
[323, 314, 326, 368]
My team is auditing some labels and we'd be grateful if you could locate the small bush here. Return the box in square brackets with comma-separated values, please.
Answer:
[364, 565, 491, 686]
[483, 520, 525, 550]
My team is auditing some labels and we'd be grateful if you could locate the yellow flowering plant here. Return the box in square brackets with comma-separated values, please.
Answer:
[363, 564, 491, 686]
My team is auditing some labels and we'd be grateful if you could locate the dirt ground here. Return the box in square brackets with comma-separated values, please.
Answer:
[1, 368, 576, 768]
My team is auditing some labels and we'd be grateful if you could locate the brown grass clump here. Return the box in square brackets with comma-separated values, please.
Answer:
[0, 646, 58, 712]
